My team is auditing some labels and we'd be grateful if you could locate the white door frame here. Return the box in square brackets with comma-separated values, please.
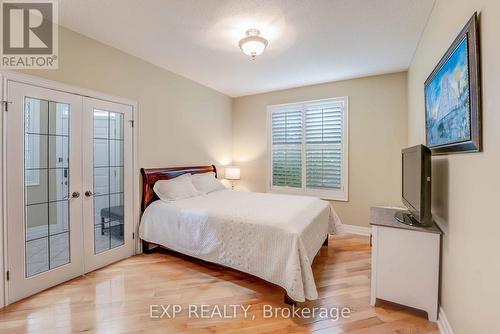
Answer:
[0, 71, 140, 307]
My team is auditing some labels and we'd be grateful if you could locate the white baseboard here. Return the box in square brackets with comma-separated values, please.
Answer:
[340, 224, 371, 236]
[437, 307, 454, 334]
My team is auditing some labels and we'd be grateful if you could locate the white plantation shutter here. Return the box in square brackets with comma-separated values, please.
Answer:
[271, 110, 302, 188]
[269, 97, 348, 200]
[272, 148, 302, 188]
[306, 147, 342, 190]
[305, 101, 344, 191]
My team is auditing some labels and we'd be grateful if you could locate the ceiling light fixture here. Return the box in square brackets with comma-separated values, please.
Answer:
[239, 29, 268, 60]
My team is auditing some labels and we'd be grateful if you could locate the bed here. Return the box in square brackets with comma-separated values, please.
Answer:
[139, 165, 342, 302]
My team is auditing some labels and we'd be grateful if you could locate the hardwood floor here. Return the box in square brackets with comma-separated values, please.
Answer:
[0, 234, 439, 333]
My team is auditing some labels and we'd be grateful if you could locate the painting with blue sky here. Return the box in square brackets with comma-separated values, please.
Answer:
[425, 37, 470, 147]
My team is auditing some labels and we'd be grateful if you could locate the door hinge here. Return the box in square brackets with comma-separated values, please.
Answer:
[129, 120, 134, 128]
[6, 270, 9, 281]
[1, 100, 12, 112]
[132, 232, 135, 239]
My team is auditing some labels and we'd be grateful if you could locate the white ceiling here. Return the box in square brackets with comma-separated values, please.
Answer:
[59, 0, 435, 97]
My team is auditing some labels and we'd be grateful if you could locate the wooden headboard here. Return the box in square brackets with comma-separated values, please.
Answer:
[140, 165, 217, 212]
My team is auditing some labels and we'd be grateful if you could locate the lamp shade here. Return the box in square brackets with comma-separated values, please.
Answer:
[224, 166, 241, 180]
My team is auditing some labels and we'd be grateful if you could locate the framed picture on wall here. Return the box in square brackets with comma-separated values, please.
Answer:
[424, 13, 481, 155]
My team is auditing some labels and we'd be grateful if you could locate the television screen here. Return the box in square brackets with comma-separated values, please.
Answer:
[402, 149, 420, 211]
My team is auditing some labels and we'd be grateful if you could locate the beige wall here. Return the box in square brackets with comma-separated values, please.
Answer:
[233, 72, 408, 227]
[21, 26, 233, 170]
[407, 1, 500, 333]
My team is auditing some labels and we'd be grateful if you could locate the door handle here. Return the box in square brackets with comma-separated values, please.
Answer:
[71, 191, 80, 198]
[85, 190, 94, 197]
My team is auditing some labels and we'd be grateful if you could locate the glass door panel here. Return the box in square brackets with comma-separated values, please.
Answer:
[24, 98, 71, 277]
[93, 110, 124, 253]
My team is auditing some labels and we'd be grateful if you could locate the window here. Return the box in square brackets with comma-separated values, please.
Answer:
[268, 97, 348, 201]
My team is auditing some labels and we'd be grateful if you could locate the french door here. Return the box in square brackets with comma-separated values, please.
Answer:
[6, 81, 84, 303]
[82, 98, 134, 272]
[5, 80, 134, 303]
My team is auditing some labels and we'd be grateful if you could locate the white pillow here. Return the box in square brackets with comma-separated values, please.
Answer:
[153, 173, 199, 201]
[191, 172, 226, 194]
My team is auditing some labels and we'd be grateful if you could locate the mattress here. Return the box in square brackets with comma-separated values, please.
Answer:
[139, 189, 342, 301]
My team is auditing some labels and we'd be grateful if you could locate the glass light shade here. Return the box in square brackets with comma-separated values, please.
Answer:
[239, 29, 268, 59]
[224, 166, 241, 180]
[240, 39, 267, 56]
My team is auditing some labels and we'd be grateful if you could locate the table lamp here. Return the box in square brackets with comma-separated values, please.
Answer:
[224, 166, 240, 190]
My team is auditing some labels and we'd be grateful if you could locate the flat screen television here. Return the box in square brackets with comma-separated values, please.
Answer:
[395, 145, 433, 227]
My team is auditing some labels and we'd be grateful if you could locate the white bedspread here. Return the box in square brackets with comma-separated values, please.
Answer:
[139, 190, 342, 302]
